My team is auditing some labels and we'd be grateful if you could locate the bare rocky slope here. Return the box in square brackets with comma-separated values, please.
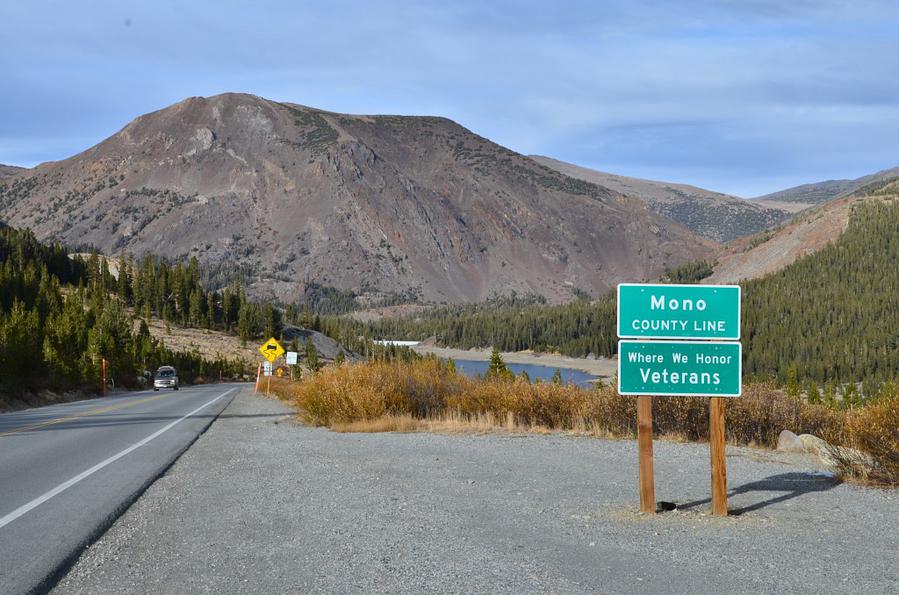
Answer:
[531, 155, 790, 243]
[753, 166, 899, 212]
[0, 93, 714, 304]
[0, 164, 24, 178]
[708, 178, 899, 283]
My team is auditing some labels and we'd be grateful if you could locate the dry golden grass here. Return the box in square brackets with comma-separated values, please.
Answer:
[271, 359, 848, 449]
[824, 393, 899, 486]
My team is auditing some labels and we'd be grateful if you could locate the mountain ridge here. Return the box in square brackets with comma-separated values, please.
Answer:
[708, 178, 899, 284]
[752, 165, 899, 211]
[531, 155, 790, 243]
[0, 93, 714, 304]
[0, 164, 25, 178]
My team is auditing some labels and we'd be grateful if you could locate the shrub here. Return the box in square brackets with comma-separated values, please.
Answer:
[825, 391, 899, 486]
[275, 360, 848, 449]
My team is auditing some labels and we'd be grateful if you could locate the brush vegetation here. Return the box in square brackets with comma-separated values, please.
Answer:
[274, 358, 898, 485]
[275, 359, 840, 446]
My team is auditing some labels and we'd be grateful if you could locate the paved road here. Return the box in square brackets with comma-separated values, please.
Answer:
[55, 389, 898, 594]
[0, 384, 238, 594]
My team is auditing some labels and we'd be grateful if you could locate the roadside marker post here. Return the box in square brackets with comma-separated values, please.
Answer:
[616, 283, 741, 517]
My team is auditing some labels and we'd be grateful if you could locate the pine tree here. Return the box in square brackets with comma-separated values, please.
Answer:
[551, 368, 563, 385]
[807, 381, 821, 405]
[116, 250, 130, 304]
[43, 293, 89, 384]
[486, 346, 512, 381]
[305, 337, 321, 373]
[786, 366, 801, 399]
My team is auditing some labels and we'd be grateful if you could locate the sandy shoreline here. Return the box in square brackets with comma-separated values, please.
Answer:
[412, 345, 617, 378]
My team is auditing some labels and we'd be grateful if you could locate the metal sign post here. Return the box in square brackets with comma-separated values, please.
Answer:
[259, 338, 285, 397]
[617, 283, 741, 517]
[286, 351, 298, 381]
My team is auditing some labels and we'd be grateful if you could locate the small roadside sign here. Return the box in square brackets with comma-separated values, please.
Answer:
[285, 351, 298, 365]
[618, 340, 741, 397]
[618, 283, 740, 340]
[259, 337, 285, 363]
[263, 361, 273, 376]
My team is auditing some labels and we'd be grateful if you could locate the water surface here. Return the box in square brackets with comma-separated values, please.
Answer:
[451, 359, 597, 387]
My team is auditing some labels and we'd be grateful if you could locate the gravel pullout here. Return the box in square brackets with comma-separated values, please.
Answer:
[55, 388, 897, 594]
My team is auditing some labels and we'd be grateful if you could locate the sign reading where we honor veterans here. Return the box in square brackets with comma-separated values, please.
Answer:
[617, 283, 740, 341]
[618, 340, 742, 397]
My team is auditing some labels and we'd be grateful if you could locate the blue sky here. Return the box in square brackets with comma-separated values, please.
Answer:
[2, 0, 898, 196]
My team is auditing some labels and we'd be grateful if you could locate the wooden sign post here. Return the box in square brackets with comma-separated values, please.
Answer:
[617, 284, 742, 517]
[637, 396, 655, 514]
[709, 397, 727, 516]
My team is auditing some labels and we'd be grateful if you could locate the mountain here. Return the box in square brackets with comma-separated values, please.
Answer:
[0, 164, 25, 178]
[531, 156, 790, 243]
[0, 93, 714, 304]
[753, 166, 899, 212]
[707, 178, 899, 284]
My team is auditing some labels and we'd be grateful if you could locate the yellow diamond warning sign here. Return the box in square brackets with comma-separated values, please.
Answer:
[259, 337, 285, 363]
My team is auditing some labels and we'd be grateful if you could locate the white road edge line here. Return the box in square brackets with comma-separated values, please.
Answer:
[0, 388, 235, 531]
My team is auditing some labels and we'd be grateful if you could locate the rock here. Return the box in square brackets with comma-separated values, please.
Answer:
[777, 430, 806, 452]
[798, 434, 830, 455]
[279, 326, 357, 361]
[798, 434, 875, 470]
[798, 434, 837, 465]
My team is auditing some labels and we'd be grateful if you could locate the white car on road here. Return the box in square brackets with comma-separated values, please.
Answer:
[153, 366, 180, 391]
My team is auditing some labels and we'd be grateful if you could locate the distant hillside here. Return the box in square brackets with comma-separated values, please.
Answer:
[0, 164, 25, 178]
[740, 194, 899, 385]
[708, 178, 899, 284]
[531, 156, 790, 243]
[0, 93, 713, 304]
[351, 185, 899, 386]
[753, 166, 899, 211]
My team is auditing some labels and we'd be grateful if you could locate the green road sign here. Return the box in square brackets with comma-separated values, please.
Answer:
[618, 340, 742, 397]
[617, 283, 741, 340]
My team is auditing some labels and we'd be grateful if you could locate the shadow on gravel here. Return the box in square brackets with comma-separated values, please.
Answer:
[675, 472, 840, 515]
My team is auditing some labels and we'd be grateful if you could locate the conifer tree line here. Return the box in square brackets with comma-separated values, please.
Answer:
[741, 199, 899, 387]
[0, 227, 245, 391]
[103, 250, 282, 344]
[337, 199, 899, 389]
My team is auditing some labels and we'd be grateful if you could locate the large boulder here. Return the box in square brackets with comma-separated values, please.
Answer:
[777, 430, 806, 452]
[798, 434, 875, 471]
[280, 326, 357, 361]
[798, 434, 831, 456]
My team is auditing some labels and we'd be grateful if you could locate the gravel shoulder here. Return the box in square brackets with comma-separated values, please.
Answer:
[55, 388, 897, 594]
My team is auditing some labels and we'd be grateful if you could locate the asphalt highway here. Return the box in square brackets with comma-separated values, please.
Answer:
[0, 384, 238, 594]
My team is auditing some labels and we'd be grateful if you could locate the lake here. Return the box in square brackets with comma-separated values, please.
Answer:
[451, 359, 597, 387]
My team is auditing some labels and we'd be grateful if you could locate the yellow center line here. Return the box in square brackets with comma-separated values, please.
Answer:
[0, 392, 178, 438]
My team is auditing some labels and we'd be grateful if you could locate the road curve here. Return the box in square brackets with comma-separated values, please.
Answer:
[0, 384, 238, 594]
